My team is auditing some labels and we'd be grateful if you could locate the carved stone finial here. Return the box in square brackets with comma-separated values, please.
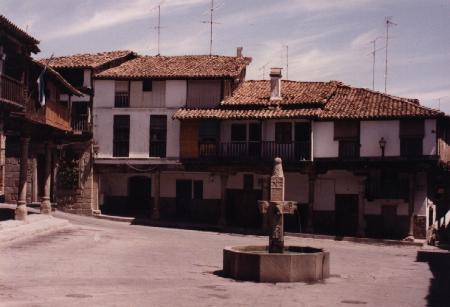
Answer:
[272, 157, 284, 177]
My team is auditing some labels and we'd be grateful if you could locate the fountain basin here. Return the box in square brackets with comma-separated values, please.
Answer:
[223, 245, 330, 283]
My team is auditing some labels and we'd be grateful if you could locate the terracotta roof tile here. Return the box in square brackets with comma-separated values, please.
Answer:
[40, 51, 136, 69]
[320, 86, 441, 119]
[174, 81, 443, 120]
[0, 15, 39, 53]
[32, 60, 83, 96]
[173, 108, 319, 120]
[96, 55, 252, 79]
[222, 80, 338, 106]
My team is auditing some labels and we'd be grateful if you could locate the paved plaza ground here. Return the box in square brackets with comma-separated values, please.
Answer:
[0, 212, 448, 307]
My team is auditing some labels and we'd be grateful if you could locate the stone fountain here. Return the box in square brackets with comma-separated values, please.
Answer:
[223, 158, 330, 283]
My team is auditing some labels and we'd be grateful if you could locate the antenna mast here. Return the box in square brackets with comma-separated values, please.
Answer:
[156, 5, 161, 55]
[384, 16, 397, 93]
[285, 45, 289, 79]
[202, 0, 220, 55]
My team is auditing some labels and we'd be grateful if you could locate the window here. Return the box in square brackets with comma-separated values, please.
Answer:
[366, 171, 409, 200]
[231, 124, 247, 142]
[248, 123, 261, 157]
[186, 80, 222, 108]
[193, 180, 203, 200]
[149, 115, 167, 157]
[143, 80, 152, 92]
[199, 121, 220, 157]
[275, 122, 292, 143]
[115, 81, 129, 107]
[334, 121, 360, 159]
[113, 115, 130, 157]
[400, 120, 424, 157]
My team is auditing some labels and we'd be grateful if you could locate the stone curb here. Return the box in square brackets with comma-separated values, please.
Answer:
[285, 232, 424, 247]
[0, 215, 75, 247]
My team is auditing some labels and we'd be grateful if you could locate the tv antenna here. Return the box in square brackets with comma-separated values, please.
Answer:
[201, 0, 221, 55]
[369, 37, 384, 90]
[285, 45, 289, 79]
[384, 16, 397, 93]
[154, 4, 167, 55]
[259, 62, 270, 80]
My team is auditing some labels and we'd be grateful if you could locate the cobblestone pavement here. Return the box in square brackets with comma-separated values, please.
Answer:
[0, 212, 448, 307]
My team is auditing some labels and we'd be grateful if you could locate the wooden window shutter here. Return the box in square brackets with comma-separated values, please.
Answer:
[180, 121, 199, 159]
[334, 121, 359, 140]
[400, 120, 424, 138]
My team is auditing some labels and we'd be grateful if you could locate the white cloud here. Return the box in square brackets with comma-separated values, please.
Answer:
[41, 0, 209, 40]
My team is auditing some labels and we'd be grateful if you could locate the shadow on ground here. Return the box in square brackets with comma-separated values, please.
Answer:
[0, 208, 15, 221]
[416, 249, 450, 307]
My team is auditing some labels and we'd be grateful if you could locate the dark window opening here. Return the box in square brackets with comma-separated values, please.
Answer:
[113, 115, 130, 157]
[400, 120, 424, 157]
[149, 115, 167, 157]
[143, 80, 153, 92]
[275, 122, 292, 144]
[334, 121, 360, 159]
[115, 81, 129, 107]
[193, 180, 203, 200]
[366, 171, 409, 200]
[231, 124, 247, 142]
[199, 121, 220, 157]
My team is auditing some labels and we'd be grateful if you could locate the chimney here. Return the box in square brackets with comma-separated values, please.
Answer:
[236, 47, 243, 57]
[270, 67, 282, 101]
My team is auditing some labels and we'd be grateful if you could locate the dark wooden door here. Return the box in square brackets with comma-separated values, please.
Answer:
[128, 176, 151, 216]
[335, 194, 359, 236]
[176, 180, 192, 218]
[382, 205, 397, 239]
[295, 123, 311, 160]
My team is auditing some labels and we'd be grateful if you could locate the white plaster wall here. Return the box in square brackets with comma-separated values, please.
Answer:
[313, 121, 338, 158]
[149, 81, 166, 108]
[94, 111, 114, 158]
[360, 121, 399, 157]
[130, 112, 150, 158]
[94, 109, 179, 159]
[166, 80, 187, 108]
[130, 81, 143, 108]
[160, 172, 221, 199]
[83, 69, 91, 88]
[94, 80, 115, 108]
[423, 119, 437, 155]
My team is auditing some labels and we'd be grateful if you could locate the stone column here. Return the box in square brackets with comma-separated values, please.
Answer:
[15, 135, 30, 220]
[357, 179, 366, 237]
[261, 176, 270, 232]
[406, 173, 416, 240]
[40, 143, 52, 214]
[152, 171, 160, 220]
[218, 174, 228, 226]
[306, 172, 316, 233]
[31, 156, 39, 205]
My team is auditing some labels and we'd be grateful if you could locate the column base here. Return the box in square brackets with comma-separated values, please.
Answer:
[15, 201, 28, 221]
[403, 235, 415, 242]
[40, 198, 52, 215]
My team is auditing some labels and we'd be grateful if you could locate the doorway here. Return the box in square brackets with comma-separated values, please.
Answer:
[335, 194, 359, 236]
[176, 180, 192, 218]
[128, 176, 151, 216]
[382, 205, 398, 239]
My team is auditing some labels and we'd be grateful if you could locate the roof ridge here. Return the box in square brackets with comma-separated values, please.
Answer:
[39, 50, 134, 61]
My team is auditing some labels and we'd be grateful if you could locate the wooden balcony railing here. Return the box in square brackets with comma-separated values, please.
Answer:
[338, 140, 360, 159]
[72, 114, 92, 132]
[198, 141, 311, 162]
[0, 74, 24, 106]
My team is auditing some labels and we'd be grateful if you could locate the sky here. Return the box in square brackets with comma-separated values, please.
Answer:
[1, 0, 450, 113]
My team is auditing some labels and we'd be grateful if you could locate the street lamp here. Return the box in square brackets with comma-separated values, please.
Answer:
[379, 137, 386, 158]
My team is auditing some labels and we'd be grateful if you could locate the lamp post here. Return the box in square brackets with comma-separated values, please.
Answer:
[379, 137, 386, 158]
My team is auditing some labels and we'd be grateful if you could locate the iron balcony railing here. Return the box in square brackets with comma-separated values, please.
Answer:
[198, 141, 311, 161]
[114, 92, 129, 107]
[0, 74, 24, 106]
[72, 114, 92, 132]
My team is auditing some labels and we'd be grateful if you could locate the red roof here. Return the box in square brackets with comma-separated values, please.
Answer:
[173, 80, 443, 120]
[95, 55, 252, 79]
[222, 80, 338, 106]
[40, 51, 136, 69]
[0, 15, 40, 53]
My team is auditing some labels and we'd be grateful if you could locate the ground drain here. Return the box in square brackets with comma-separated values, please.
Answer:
[341, 300, 368, 305]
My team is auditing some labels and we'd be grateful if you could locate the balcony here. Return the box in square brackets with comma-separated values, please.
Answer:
[198, 141, 311, 162]
[114, 92, 129, 108]
[72, 114, 92, 133]
[0, 74, 25, 107]
[338, 140, 360, 159]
